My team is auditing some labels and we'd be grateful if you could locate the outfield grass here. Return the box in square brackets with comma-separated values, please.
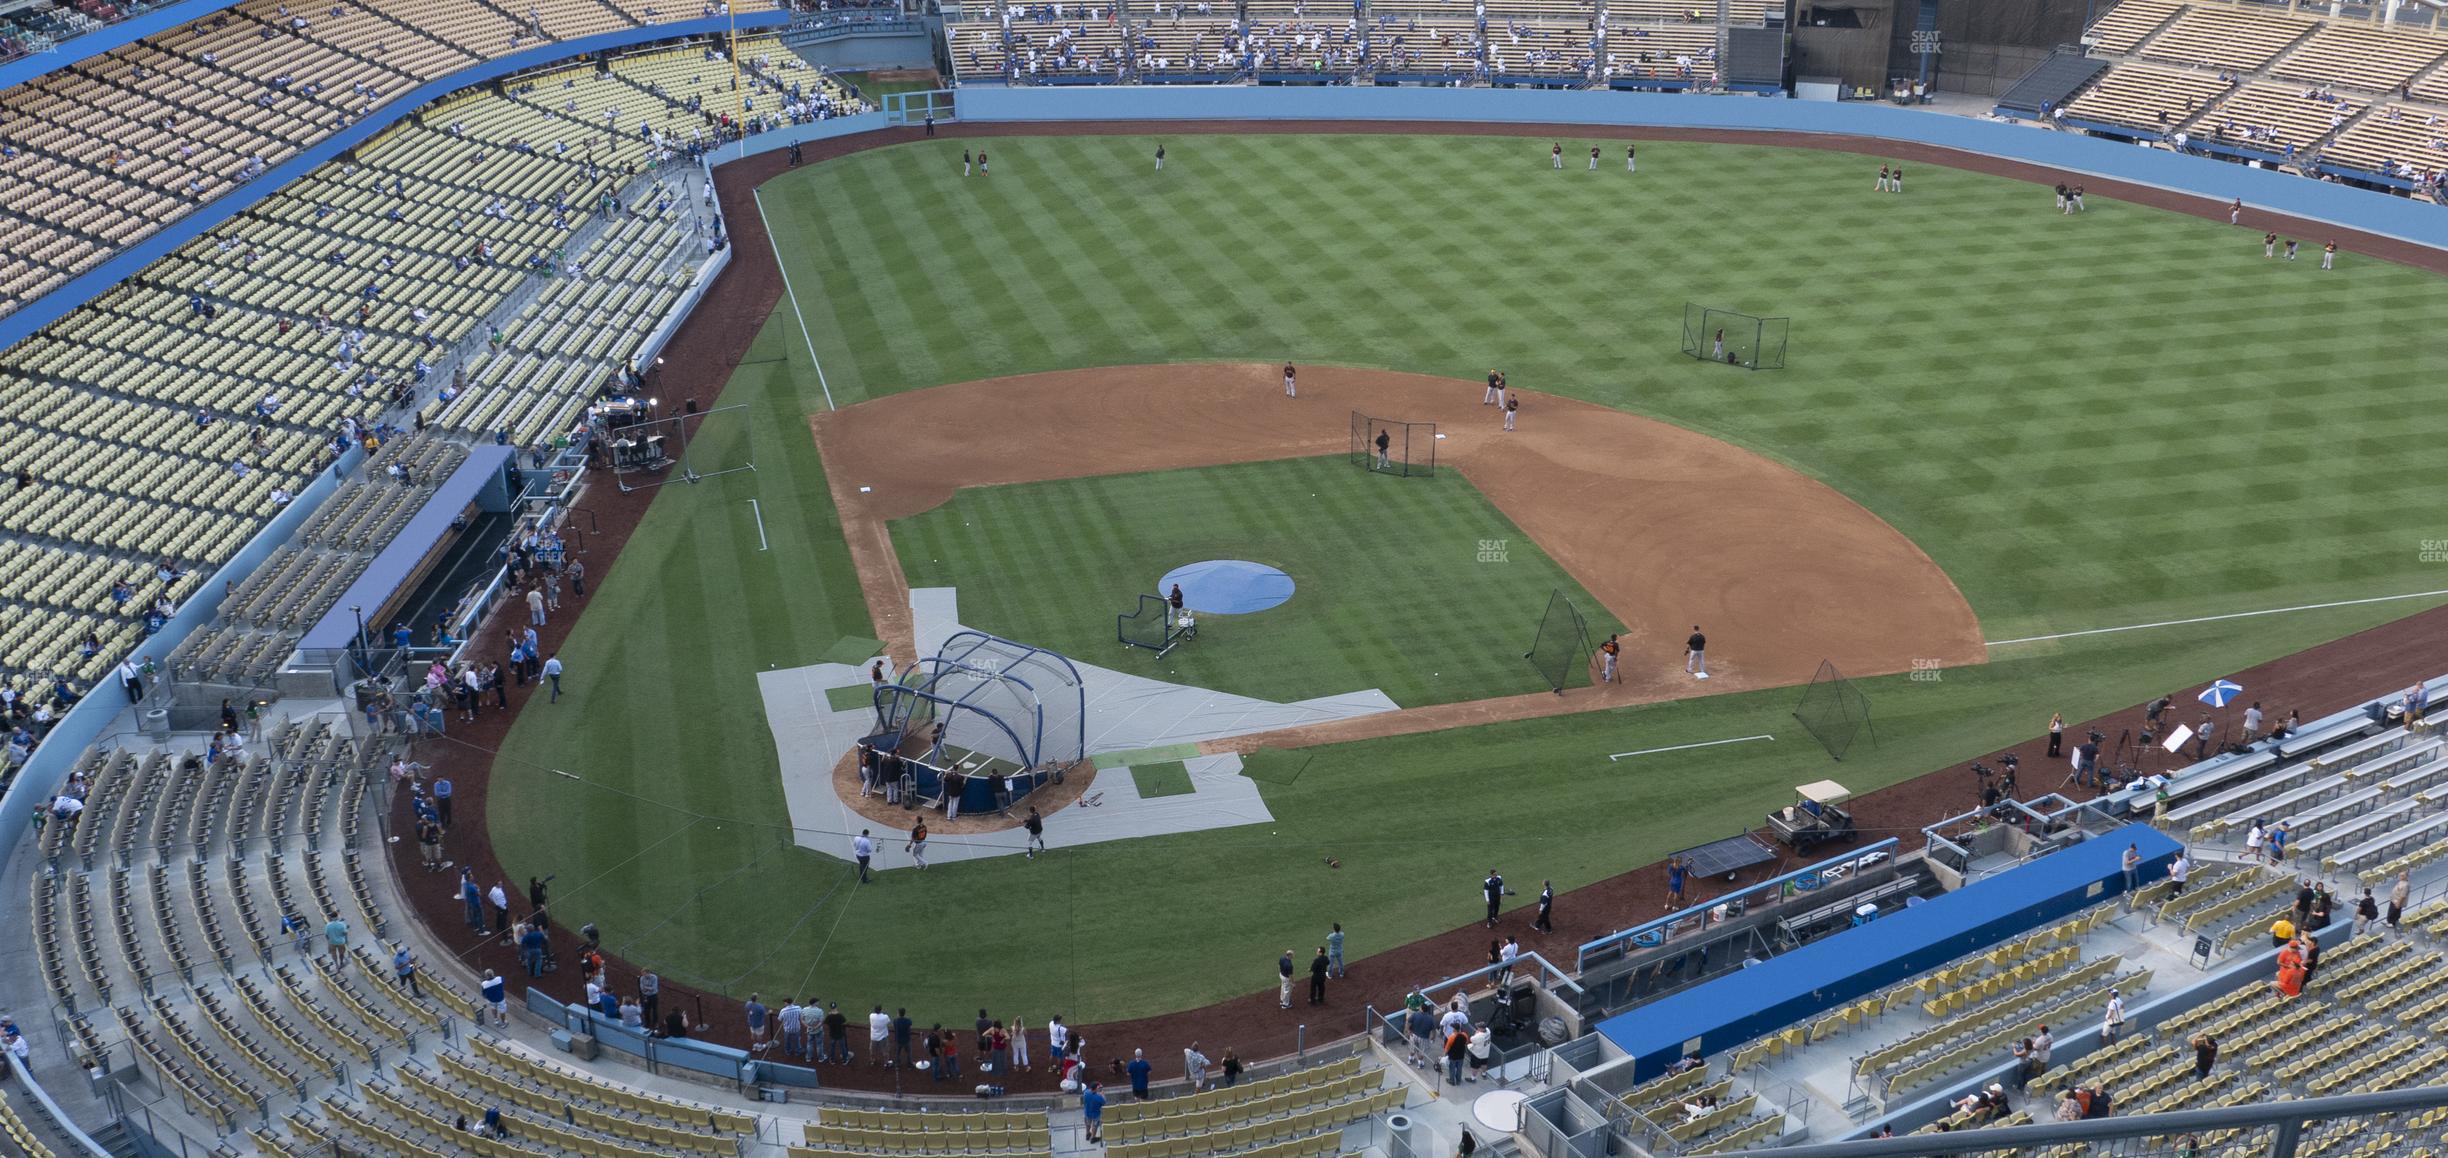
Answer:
[892, 458, 1618, 705]
[485, 134, 2448, 1023]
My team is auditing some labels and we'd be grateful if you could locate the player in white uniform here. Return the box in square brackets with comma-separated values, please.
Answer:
[1483, 369, 1503, 405]
[1626, 143, 1636, 172]
[1282, 362, 1297, 397]
[1551, 143, 1563, 169]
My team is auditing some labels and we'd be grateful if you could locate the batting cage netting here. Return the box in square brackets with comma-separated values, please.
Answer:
[1524, 589, 1593, 694]
[1350, 411, 1438, 477]
[1117, 593, 1192, 657]
[1681, 303, 1790, 370]
[1793, 659, 1875, 760]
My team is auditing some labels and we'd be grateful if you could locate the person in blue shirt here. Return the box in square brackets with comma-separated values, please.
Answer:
[1081, 1083, 1106, 1143]
[461, 877, 485, 932]
[1127, 1049, 1152, 1099]
[391, 623, 414, 649]
[433, 778, 454, 828]
[519, 923, 547, 977]
[392, 944, 421, 998]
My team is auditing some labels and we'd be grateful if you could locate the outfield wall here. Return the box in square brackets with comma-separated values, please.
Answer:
[938, 87, 2448, 254]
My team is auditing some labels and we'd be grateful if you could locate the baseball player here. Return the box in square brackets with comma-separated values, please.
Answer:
[2069, 183, 2082, 210]
[963, 149, 974, 177]
[2284, 239, 2299, 261]
[1551, 143, 1563, 170]
[1282, 362, 1297, 397]
[1890, 165, 1903, 193]
[1712, 329, 1725, 361]
[2230, 197, 2242, 225]
[1374, 428, 1391, 471]
[1502, 395, 1518, 432]
[1626, 143, 1636, 172]
[978, 150, 989, 176]
[1484, 369, 1502, 405]
[2321, 240, 2337, 270]
[1599, 635, 1620, 683]
[1876, 164, 1891, 193]
[1685, 625, 1707, 677]
[2055, 183, 2068, 211]
[1155, 143, 1165, 172]
[1589, 145, 1600, 171]
[2264, 231, 2278, 258]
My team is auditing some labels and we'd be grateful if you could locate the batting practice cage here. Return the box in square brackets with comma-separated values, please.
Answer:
[1793, 660, 1875, 760]
[1117, 593, 1194, 657]
[1524, 589, 1594, 693]
[1681, 303, 1790, 370]
[1350, 411, 1438, 477]
[869, 631, 1088, 813]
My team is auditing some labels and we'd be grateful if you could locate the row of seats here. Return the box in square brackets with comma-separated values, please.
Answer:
[1101, 1070, 1381, 1144]
[1102, 1054, 1362, 1121]
[1097, 1088, 1400, 1158]
[0, 36, 802, 692]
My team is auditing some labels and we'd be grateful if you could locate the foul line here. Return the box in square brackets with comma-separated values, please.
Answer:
[1608, 734, 1775, 762]
[747, 498, 768, 551]
[1986, 588, 2448, 647]
[752, 187, 835, 412]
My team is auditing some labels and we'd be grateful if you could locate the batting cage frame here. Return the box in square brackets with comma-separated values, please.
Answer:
[872, 630, 1088, 775]
[1117, 593, 1195, 657]
[1349, 411, 1438, 477]
[1524, 589, 1594, 694]
[1793, 659, 1876, 760]
[1680, 303, 1790, 371]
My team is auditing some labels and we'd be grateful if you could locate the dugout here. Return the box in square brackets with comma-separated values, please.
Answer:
[1595, 823, 2178, 1083]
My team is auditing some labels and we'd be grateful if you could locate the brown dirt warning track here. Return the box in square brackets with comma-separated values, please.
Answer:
[389, 117, 2448, 1096]
[814, 362, 1986, 731]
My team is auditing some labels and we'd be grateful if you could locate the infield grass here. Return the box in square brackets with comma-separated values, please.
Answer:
[487, 134, 2448, 1024]
[892, 457, 1618, 706]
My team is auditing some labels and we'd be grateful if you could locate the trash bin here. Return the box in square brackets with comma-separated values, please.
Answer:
[142, 708, 170, 738]
[1385, 1112, 1413, 1152]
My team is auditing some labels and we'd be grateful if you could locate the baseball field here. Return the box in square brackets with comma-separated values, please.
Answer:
[482, 132, 2448, 1029]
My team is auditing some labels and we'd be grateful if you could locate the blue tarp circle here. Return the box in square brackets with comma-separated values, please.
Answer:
[1156, 560, 1294, 614]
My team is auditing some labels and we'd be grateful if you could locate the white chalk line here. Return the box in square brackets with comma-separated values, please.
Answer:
[748, 498, 768, 551]
[1986, 588, 2448, 647]
[752, 187, 836, 412]
[1607, 734, 1776, 762]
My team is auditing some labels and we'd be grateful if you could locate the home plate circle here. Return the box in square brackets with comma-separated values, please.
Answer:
[1156, 560, 1294, 614]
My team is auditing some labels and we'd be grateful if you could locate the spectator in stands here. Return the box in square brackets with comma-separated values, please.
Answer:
[2120, 843, 2140, 893]
[2389, 871, 2411, 932]
[2053, 1089, 2083, 1121]
[620, 994, 643, 1029]
[2274, 940, 2306, 998]
[2301, 933, 2322, 983]
[2292, 879, 2315, 927]
[323, 916, 349, 968]
[2100, 989, 2125, 1043]
[392, 942, 422, 997]
[482, 969, 508, 1027]
[2192, 1032, 2217, 1079]
[1442, 1022, 1471, 1084]
[2167, 851, 2189, 898]
[1183, 1041, 1210, 1091]
[640, 971, 662, 1031]
[1081, 1082, 1106, 1141]
[745, 994, 770, 1053]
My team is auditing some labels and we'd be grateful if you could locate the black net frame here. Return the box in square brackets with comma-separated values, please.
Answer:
[1793, 659, 1875, 760]
[1524, 589, 1593, 694]
[1349, 411, 1438, 477]
[1118, 593, 1188, 655]
[1680, 303, 1791, 370]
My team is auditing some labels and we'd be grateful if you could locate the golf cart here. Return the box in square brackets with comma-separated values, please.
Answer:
[1768, 780, 1857, 852]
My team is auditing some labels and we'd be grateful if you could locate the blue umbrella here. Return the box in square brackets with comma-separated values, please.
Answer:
[2198, 680, 2244, 709]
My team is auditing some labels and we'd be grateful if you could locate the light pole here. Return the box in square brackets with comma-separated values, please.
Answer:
[351, 605, 366, 652]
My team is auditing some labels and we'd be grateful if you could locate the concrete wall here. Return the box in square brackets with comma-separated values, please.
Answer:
[790, 28, 937, 70]
[952, 86, 2448, 251]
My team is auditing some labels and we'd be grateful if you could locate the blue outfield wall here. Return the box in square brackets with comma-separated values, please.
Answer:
[0, 11, 787, 351]
[1596, 823, 2179, 1084]
[950, 86, 2448, 254]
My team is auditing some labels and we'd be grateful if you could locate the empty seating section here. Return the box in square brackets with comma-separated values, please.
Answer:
[1930, 929, 2448, 1145]
[2063, 62, 2230, 132]
[2273, 21, 2448, 91]
[0, 41, 761, 694]
[2134, 4, 2310, 72]
[1604, 0, 1715, 82]
[2195, 82, 2357, 154]
[2324, 103, 2448, 179]
[2086, 0, 2183, 54]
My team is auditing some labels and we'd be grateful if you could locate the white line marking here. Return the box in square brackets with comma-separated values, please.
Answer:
[748, 498, 768, 551]
[1607, 734, 1775, 762]
[1986, 588, 2448, 647]
[753, 187, 836, 412]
